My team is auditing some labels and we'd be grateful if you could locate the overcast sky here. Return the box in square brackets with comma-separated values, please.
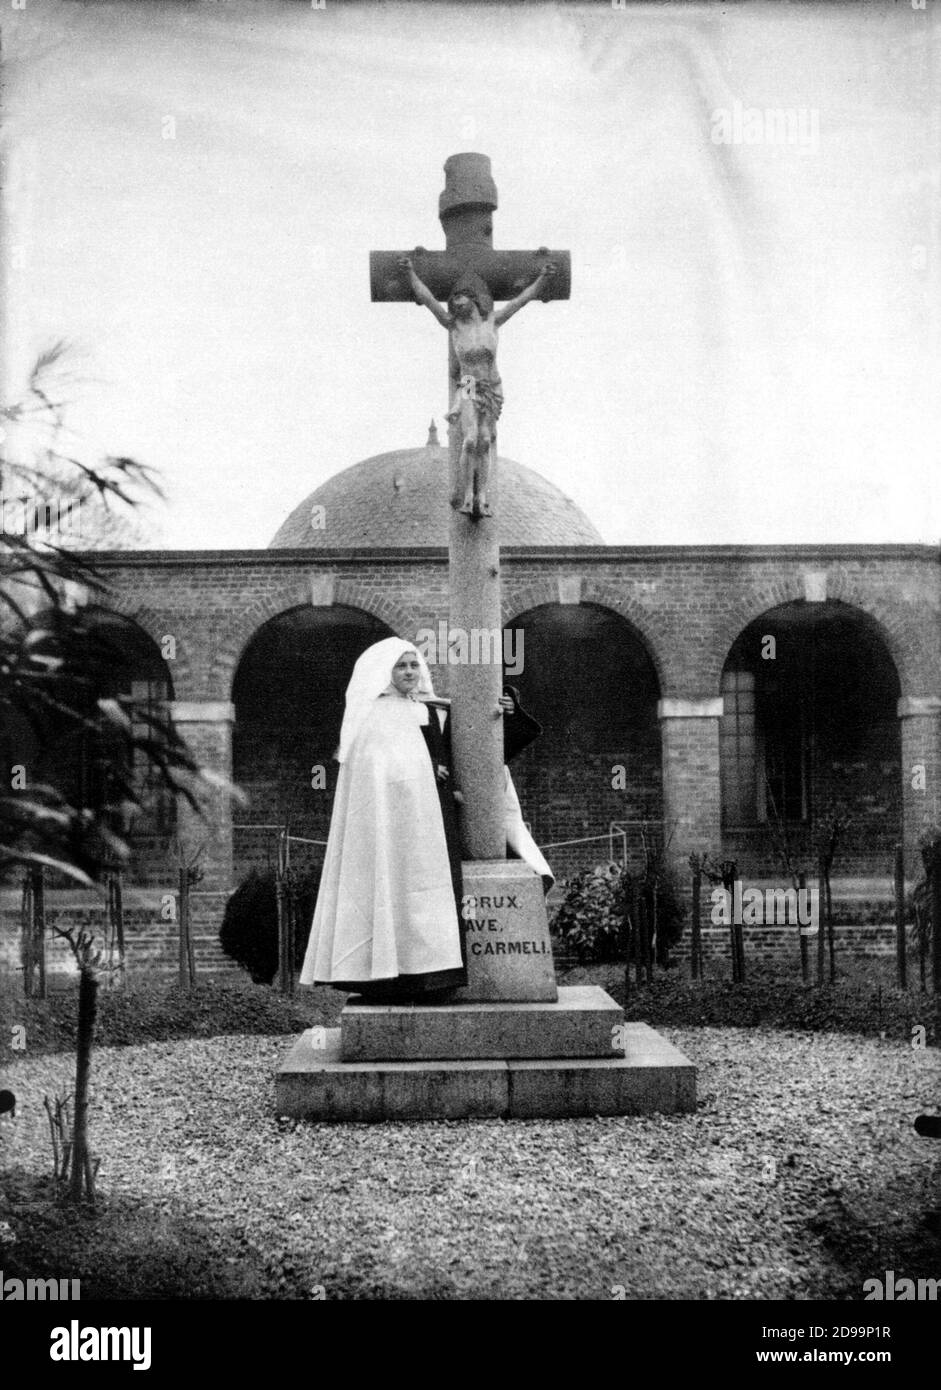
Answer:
[3, 0, 939, 549]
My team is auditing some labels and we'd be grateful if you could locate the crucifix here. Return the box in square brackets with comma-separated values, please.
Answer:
[370, 152, 570, 863]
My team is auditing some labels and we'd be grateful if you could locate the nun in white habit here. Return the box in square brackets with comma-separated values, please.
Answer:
[299, 637, 467, 1002]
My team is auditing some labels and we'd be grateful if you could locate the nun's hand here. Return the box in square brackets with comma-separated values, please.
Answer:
[497, 694, 515, 716]
[436, 764, 449, 782]
[452, 790, 465, 805]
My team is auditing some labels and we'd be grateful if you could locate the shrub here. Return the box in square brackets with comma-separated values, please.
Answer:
[219, 867, 321, 985]
[552, 862, 626, 963]
[553, 860, 687, 964]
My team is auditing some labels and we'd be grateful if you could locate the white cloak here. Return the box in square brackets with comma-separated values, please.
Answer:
[504, 765, 554, 891]
[299, 692, 463, 986]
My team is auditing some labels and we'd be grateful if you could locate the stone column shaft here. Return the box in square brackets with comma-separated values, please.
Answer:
[658, 698, 723, 875]
[447, 423, 505, 860]
[898, 696, 941, 877]
[169, 700, 236, 891]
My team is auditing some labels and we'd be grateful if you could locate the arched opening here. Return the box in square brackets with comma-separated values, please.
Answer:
[231, 605, 394, 877]
[502, 603, 662, 882]
[719, 600, 901, 875]
[4, 606, 176, 884]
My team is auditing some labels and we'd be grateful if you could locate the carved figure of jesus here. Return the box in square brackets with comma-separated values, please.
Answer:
[399, 256, 555, 517]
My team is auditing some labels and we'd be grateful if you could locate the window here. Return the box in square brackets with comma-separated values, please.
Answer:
[127, 676, 174, 834]
[720, 668, 758, 827]
[721, 664, 810, 827]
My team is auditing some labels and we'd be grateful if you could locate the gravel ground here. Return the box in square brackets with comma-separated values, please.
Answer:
[1, 1028, 939, 1300]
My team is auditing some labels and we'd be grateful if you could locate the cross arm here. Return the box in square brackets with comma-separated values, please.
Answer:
[370, 247, 571, 303]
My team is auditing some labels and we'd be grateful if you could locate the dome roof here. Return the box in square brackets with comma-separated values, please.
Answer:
[268, 425, 604, 549]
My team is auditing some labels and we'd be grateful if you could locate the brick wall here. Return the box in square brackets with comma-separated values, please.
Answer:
[84, 545, 938, 699]
[0, 891, 241, 985]
[672, 921, 900, 960]
[2, 888, 907, 981]
[40, 542, 941, 901]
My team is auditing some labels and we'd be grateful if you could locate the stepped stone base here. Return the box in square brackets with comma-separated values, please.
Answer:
[341, 985, 621, 1060]
[275, 1010, 696, 1122]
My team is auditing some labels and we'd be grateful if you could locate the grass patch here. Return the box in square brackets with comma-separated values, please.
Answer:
[560, 958, 940, 1043]
[2, 959, 937, 1058]
[0, 978, 344, 1058]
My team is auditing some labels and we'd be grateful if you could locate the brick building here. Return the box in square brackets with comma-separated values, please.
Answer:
[5, 428, 939, 975]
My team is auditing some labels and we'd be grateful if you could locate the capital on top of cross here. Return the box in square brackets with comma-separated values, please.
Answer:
[439, 152, 498, 220]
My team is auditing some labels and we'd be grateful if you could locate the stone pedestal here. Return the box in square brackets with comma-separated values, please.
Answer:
[455, 860, 557, 1003]
[341, 984, 619, 1060]
[276, 863, 696, 1122]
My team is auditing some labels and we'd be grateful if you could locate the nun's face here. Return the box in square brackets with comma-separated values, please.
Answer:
[391, 650, 422, 695]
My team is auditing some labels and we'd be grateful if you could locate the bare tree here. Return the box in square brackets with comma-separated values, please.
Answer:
[1, 344, 239, 1203]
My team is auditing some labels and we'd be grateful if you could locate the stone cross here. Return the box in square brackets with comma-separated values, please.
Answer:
[370, 152, 570, 860]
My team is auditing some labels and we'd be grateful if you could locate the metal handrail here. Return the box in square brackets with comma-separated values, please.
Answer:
[538, 827, 630, 867]
[236, 823, 658, 870]
[233, 824, 328, 871]
[539, 833, 619, 850]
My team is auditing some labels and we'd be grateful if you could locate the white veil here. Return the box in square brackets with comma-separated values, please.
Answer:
[335, 636, 437, 764]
